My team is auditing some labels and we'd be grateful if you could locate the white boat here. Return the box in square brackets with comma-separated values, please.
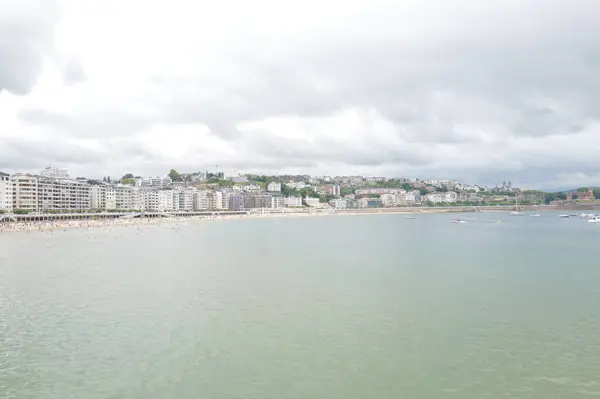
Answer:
[559, 214, 570, 218]
[588, 216, 600, 223]
[580, 213, 596, 219]
[451, 218, 467, 224]
[509, 195, 524, 215]
[530, 213, 541, 217]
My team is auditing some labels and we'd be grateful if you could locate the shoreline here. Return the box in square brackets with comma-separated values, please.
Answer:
[0, 206, 595, 234]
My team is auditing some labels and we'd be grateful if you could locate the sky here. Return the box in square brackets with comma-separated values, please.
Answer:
[1, 0, 600, 190]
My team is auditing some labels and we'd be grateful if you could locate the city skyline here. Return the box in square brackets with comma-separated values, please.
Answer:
[2, 0, 600, 190]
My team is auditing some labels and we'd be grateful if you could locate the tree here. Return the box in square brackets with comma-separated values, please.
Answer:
[121, 178, 136, 185]
[169, 169, 183, 182]
[572, 194, 579, 200]
[122, 173, 134, 179]
[556, 192, 567, 200]
[594, 189, 600, 200]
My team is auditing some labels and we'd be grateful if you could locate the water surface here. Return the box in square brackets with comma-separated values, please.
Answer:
[1, 212, 600, 398]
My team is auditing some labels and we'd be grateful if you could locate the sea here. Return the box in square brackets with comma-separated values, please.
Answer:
[1, 212, 600, 398]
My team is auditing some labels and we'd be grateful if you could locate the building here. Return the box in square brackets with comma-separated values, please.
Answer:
[267, 181, 282, 192]
[158, 190, 174, 211]
[245, 194, 272, 208]
[37, 176, 91, 211]
[90, 185, 107, 209]
[380, 194, 396, 207]
[11, 174, 39, 211]
[208, 190, 224, 210]
[357, 197, 382, 208]
[304, 196, 320, 207]
[39, 166, 69, 179]
[228, 193, 245, 210]
[329, 198, 348, 209]
[193, 190, 210, 211]
[322, 184, 341, 197]
[284, 196, 303, 207]
[271, 196, 285, 208]
[0, 172, 13, 212]
[143, 190, 160, 211]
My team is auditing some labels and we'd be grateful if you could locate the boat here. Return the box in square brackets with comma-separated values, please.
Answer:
[509, 195, 524, 216]
[451, 218, 467, 224]
[580, 213, 595, 219]
[559, 214, 570, 218]
[406, 216, 417, 220]
[588, 216, 600, 223]
[530, 213, 541, 217]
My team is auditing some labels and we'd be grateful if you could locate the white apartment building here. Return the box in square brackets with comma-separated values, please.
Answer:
[143, 190, 160, 211]
[208, 190, 224, 210]
[267, 181, 282, 192]
[285, 181, 307, 190]
[11, 174, 91, 212]
[178, 189, 195, 211]
[271, 196, 285, 208]
[329, 198, 347, 209]
[39, 166, 69, 179]
[0, 172, 13, 212]
[380, 194, 396, 207]
[90, 185, 107, 209]
[11, 174, 39, 210]
[106, 187, 117, 209]
[141, 176, 172, 188]
[193, 190, 209, 211]
[284, 196, 303, 207]
[38, 177, 90, 211]
[158, 190, 174, 211]
[304, 196, 320, 207]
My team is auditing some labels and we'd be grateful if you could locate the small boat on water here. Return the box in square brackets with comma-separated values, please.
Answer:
[588, 216, 600, 223]
[406, 216, 417, 220]
[509, 196, 524, 216]
[530, 213, 541, 217]
[559, 214, 570, 218]
[451, 218, 467, 224]
[580, 213, 596, 219]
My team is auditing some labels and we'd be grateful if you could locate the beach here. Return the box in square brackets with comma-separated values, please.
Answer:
[0, 208, 443, 234]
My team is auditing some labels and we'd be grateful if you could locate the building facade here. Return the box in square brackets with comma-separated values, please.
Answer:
[0, 172, 13, 212]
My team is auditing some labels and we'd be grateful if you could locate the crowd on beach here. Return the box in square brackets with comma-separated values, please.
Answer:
[0, 211, 323, 234]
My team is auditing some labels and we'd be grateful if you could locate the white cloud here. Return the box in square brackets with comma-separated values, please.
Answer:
[1, 0, 600, 189]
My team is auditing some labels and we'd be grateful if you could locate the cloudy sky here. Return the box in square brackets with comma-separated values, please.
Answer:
[1, 0, 600, 189]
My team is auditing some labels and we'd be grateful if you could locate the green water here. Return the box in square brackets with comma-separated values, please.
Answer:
[1, 213, 600, 398]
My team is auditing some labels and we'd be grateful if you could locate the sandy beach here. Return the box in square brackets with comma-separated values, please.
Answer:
[0, 208, 444, 235]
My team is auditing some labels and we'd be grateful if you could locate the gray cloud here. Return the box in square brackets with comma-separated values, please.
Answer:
[0, 0, 59, 95]
[62, 57, 87, 85]
[6, 0, 600, 189]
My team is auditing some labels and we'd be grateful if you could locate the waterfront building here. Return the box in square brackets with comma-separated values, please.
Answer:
[90, 185, 107, 209]
[271, 196, 285, 209]
[284, 196, 303, 207]
[245, 194, 272, 208]
[143, 190, 160, 211]
[208, 190, 224, 210]
[193, 190, 210, 211]
[329, 198, 348, 209]
[228, 193, 245, 210]
[11, 174, 39, 211]
[304, 196, 320, 207]
[0, 172, 13, 212]
[158, 190, 174, 211]
[380, 194, 396, 207]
